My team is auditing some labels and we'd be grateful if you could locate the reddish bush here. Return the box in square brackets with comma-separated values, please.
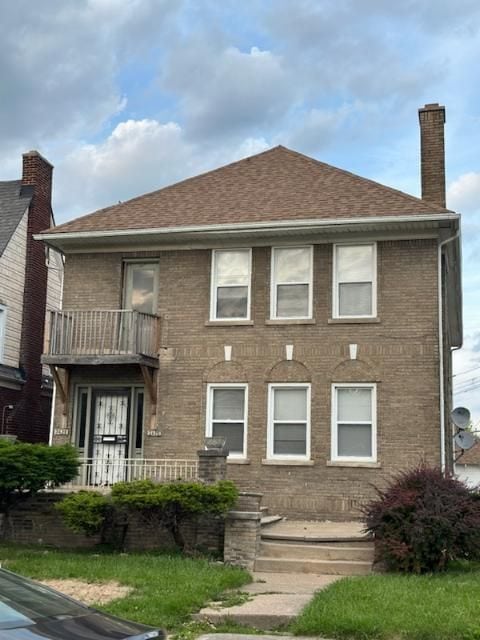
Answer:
[363, 466, 480, 573]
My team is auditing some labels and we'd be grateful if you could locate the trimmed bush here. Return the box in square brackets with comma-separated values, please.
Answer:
[0, 440, 79, 513]
[57, 480, 238, 552]
[111, 479, 238, 551]
[55, 491, 110, 537]
[363, 465, 480, 573]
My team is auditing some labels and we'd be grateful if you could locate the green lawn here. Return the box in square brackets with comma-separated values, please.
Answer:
[0, 545, 250, 632]
[292, 560, 480, 640]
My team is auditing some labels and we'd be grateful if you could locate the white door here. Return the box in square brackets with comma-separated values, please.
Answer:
[90, 391, 129, 486]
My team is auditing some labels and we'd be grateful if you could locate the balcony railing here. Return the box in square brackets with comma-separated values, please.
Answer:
[62, 458, 199, 489]
[44, 310, 160, 361]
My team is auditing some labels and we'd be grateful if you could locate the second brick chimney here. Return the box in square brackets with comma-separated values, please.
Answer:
[418, 103, 446, 208]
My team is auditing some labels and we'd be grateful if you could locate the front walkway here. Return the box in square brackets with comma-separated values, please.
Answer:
[196, 571, 341, 630]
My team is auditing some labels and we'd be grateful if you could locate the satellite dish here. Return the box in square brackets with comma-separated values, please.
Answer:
[454, 430, 475, 451]
[451, 407, 471, 429]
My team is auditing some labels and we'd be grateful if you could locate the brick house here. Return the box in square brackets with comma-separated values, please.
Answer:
[39, 104, 462, 519]
[0, 151, 63, 442]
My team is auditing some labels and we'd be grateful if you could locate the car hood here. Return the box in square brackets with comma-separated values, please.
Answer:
[0, 612, 162, 640]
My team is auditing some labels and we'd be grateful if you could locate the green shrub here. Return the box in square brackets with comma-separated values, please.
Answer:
[363, 465, 480, 573]
[0, 440, 79, 513]
[56, 491, 110, 536]
[112, 480, 238, 551]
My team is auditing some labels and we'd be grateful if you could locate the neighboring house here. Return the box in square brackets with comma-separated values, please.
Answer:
[39, 104, 462, 520]
[456, 439, 480, 487]
[0, 152, 63, 442]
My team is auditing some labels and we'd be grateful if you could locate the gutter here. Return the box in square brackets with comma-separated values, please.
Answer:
[438, 229, 461, 472]
[34, 212, 460, 244]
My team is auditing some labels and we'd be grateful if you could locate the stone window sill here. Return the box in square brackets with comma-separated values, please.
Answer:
[328, 317, 380, 324]
[205, 320, 254, 326]
[227, 458, 251, 465]
[265, 318, 316, 325]
[327, 460, 381, 468]
[262, 459, 315, 466]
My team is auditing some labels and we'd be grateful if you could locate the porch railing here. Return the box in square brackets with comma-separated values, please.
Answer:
[45, 310, 160, 359]
[64, 458, 199, 489]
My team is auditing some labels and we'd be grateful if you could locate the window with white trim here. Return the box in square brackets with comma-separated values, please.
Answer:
[0, 305, 6, 364]
[271, 247, 313, 319]
[333, 244, 376, 317]
[206, 384, 247, 458]
[267, 384, 311, 459]
[332, 384, 376, 461]
[210, 249, 251, 320]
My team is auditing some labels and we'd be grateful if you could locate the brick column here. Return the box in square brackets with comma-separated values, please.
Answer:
[197, 449, 227, 484]
[224, 492, 263, 571]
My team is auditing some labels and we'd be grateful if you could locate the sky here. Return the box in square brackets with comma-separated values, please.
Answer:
[1, 0, 479, 425]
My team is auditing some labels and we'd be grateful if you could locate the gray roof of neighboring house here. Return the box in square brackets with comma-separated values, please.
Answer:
[0, 180, 32, 257]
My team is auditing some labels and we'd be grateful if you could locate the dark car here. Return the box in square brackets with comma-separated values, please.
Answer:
[0, 567, 164, 639]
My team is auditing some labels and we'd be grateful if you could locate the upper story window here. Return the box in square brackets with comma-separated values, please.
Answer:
[267, 383, 311, 460]
[333, 243, 376, 318]
[331, 383, 377, 462]
[0, 305, 6, 364]
[271, 247, 313, 319]
[210, 249, 251, 321]
[123, 262, 158, 315]
[206, 384, 248, 458]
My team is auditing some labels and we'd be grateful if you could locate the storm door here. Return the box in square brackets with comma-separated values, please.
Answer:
[90, 389, 130, 486]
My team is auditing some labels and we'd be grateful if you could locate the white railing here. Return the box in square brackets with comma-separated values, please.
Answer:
[45, 310, 160, 359]
[64, 458, 199, 489]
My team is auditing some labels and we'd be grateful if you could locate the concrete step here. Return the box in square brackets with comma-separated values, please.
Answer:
[260, 515, 283, 527]
[254, 556, 373, 575]
[259, 540, 374, 562]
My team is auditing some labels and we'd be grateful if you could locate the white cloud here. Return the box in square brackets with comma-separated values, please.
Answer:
[54, 118, 272, 221]
[163, 44, 292, 139]
[448, 172, 480, 212]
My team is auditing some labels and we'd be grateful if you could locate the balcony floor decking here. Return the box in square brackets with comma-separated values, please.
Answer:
[42, 353, 159, 368]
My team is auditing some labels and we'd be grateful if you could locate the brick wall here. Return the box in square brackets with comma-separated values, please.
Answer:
[10, 152, 53, 442]
[54, 239, 441, 519]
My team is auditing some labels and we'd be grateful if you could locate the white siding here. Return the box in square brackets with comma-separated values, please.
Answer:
[0, 209, 28, 367]
[456, 464, 480, 488]
[43, 248, 63, 376]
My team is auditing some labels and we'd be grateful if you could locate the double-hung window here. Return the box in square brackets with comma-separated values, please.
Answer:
[0, 305, 6, 364]
[206, 384, 247, 458]
[267, 384, 311, 459]
[333, 244, 376, 318]
[271, 247, 313, 319]
[211, 249, 251, 320]
[332, 384, 376, 462]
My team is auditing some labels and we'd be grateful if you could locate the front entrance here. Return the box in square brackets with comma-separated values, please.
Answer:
[90, 389, 130, 485]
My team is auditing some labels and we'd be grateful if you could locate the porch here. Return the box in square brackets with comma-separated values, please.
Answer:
[62, 457, 199, 489]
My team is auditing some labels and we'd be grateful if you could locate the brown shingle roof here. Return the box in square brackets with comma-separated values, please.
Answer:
[46, 146, 451, 235]
[457, 440, 480, 465]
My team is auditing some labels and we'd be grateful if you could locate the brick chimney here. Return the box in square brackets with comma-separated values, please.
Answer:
[418, 103, 446, 208]
[18, 151, 53, 441]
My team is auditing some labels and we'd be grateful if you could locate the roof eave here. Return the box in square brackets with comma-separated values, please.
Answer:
[35, 213, 460, 253]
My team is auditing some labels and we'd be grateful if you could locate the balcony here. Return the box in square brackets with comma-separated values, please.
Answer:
[42, 309, 160, 368]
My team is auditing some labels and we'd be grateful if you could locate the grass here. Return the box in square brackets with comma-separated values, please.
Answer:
[0, 544, 250, 633]
[291, 560, 480, 640]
